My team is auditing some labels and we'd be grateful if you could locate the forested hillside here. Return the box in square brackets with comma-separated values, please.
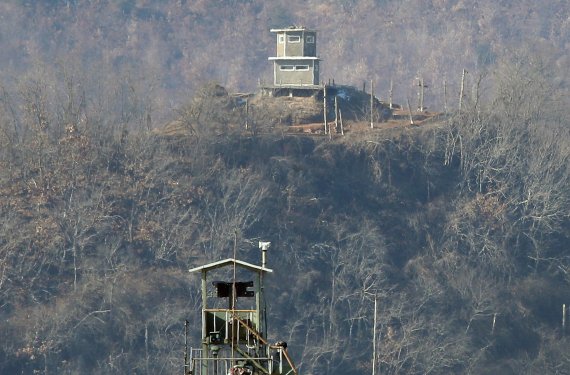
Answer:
[1, 55, 569, 374]
[0, 0, 568, 116]
[1, 1, 569, 374]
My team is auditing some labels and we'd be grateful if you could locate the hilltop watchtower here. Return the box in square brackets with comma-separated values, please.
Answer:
[263, 26, 323, 97]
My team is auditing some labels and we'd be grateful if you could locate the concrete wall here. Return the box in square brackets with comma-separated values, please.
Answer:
[274, 60, 319, 85]
[276, 31, 317, 57]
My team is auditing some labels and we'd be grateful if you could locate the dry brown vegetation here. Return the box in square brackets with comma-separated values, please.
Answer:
[0, 1, 569, 374]
[0, 54, 569, 374]
[0, 0, 567, 119]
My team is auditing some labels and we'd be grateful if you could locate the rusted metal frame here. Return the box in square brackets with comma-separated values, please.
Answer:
[232, 315, 269, 346]
[234, 346, 271, 375]
[193, 356, 272, 361]
[280, 349, 298, 375]
[205, 308, 256, 313]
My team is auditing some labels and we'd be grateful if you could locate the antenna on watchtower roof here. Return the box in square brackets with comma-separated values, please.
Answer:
[231, 230, 238, 367]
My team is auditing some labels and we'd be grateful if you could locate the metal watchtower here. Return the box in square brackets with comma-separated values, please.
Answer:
[185, 243, 297, 375]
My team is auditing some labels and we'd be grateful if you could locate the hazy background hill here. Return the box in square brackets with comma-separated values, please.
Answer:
[0, 1, 569, 374]
[1, 0, 568, 118]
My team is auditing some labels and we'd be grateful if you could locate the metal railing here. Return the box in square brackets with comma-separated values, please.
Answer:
[189, 311, 298, 375]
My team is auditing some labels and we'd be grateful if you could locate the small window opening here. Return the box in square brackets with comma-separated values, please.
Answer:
[288, 35, 301, 43]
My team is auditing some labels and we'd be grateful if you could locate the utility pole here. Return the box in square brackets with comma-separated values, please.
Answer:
[407, 98, 414, 126]
[334, 95, 339, 135]
[417, 77, 422, 112]
[443, 79, 448, 114]
[563, 304, 566, 335]
[417, 77, 428, 112]
[459, 69, 467, 113]
[245, 97, 249, 130]
[389, 79, 393, 109]
[370, 80, 374, 129]
[323, 86, 328, 134]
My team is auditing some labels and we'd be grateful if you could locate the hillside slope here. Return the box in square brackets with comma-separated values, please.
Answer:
[0, 0, 568, 120]
[1, 56, 569, 374]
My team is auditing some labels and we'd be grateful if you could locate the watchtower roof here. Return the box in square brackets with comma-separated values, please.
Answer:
[270, 26, 315, 33]
[188, 258, 273, 274]
[268, 56, 320, 60]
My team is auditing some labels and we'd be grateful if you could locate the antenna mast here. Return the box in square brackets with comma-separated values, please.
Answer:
[372, 295, 378, 375]
[184, 320, 189, 375]
[231, 230, 238, 368]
